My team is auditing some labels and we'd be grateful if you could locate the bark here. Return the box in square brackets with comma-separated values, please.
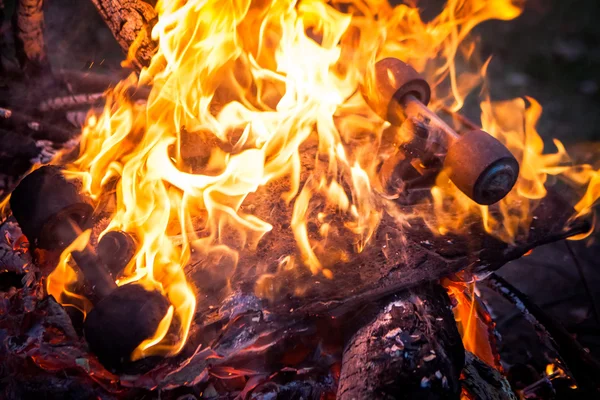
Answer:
[12, 0, 49, 74]
[337, 283, 465, 400]
[39, 93, 105, 112]
[461, 352, 517, 400]
[189, 179, 591, 320]
[89, 0, 158, 68]
[0, 106, 77, 142]
[485, 274, 600, 396]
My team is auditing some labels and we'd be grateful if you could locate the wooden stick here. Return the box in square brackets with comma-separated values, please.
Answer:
[39, 93, 105, 112]
[12, 0, 49, 74]
[0, 106, 76, 142]
[485, 273, 600, 395]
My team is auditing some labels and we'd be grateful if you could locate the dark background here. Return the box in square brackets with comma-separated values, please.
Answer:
[1, 0, 600, 383]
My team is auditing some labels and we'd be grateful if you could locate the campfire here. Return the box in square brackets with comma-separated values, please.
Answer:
[1, 0, 600, 398]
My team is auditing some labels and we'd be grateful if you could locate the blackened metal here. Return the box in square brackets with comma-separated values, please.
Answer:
[98, 230, 136, 277]
[84, 283, 170, 370]
[9, 165, 93, 249]
[52, 218, 118, 301]
[9, 166, 116, 298]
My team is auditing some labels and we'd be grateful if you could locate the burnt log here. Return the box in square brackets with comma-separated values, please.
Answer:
[12, 0, 49, 74]
[461, 352, 517, 400]
[54, 69, 151, 99]
[187, 172, 591, 321]
[0, 288, 125, 400]
[338, 283, 464, 400]
[89, 0, 158, 68]
[484, 274, 600, 396]
[0, 218, 31, 276]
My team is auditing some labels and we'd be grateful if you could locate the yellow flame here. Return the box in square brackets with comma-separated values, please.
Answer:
[431, 97, 600, 243]
[43, 0, 599, 363]
[131, 305, 175, 361]
[444, 279, 498, 368]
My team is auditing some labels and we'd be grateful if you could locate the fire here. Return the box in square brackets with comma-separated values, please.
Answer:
[37, 0, 598, 362]
[47, 229, 94, 317]
[431, 96, 599, 243]
[443, 279, 499, 369]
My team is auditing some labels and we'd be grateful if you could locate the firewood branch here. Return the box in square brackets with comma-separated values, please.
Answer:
[89, 0, 158, 68]
[13, 0, 49, 73]
[338, 283, 465, 399]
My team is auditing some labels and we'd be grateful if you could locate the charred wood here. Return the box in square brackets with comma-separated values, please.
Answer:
[89, 0, 158, 69]
[54, 69, 125, 94]
[0, 292, 122, 400]
[216, 182, 592, 320]
[337, 283, 464, 400]
[52, 69, 151, 105]
[251, 379, 337, 400]
[485, 273, 600, 396]
[1, 155, 593, 398]
[38, 93, 105, 112]
[54, 69, 149, 98]
[519, 370, 579, 399]
[461, 352, 517, 400]
[0, 106, 76, 142]
[12, 0, 49, 74]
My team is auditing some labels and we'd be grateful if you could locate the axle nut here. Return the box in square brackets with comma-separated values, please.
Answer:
[362, 57, 431, 123]
[444, 130, 519, 205]
[98, 231, 136, 277]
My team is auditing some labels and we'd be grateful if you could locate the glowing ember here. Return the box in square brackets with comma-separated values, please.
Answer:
[39, 0, 600, 362]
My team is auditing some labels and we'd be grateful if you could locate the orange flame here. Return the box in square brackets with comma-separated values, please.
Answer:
[431, 96, 600, 243]
[40, 0, 599, 363]
[47, 229, 93, 317]
[443, 279, 498, 368]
